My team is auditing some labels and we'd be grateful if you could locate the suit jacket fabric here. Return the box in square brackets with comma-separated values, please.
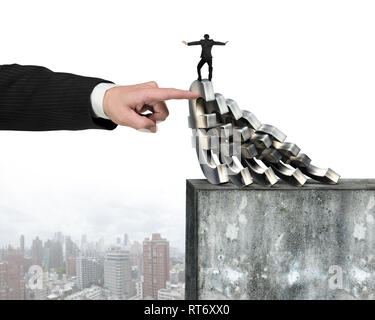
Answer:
[0, 64, 117, 131]
[188, 39, 225, 59]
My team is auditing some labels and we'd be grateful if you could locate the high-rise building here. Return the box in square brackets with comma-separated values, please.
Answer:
[44, 240, 63, 270]
[65, 236, 78, 257]
[42, 249, 50, 270]
[31, 237, 43, 267]
[123, 234, 129, 247]
[66, 257, 77, 279]
[97, 238, 105, 253]
[23, 257, 33, 274]
[130, 241, 143, 277]
[81, 235, 87, 252]
[54, 232, 64, 244]
[104, 248, 132, 299]
[0, 262, 8, 300]
[20, 235, 25, 255]
[65, 236, 79, 277]
[2, 249, 25, 300]
[142, 233, 170, 299]
[76, 257, 103, 290]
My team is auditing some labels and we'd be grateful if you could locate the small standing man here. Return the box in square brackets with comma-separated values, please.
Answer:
[183, 34, 228, 81]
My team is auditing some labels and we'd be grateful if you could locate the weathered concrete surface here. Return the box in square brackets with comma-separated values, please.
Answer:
[186, 179, 375, 300]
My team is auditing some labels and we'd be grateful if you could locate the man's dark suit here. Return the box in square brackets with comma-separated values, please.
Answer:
[188, 39, 226, 81]
[0, 64, 117, 131]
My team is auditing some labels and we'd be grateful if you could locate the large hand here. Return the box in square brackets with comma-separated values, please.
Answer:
[103, 81, 200, 133]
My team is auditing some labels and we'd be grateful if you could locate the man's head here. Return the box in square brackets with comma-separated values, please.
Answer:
[204, 34, 210, 40]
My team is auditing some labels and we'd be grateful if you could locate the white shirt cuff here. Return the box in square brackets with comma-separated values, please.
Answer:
[90, 82, 117, 119]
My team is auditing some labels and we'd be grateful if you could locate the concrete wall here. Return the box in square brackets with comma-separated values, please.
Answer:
[186, 179, 375, 300]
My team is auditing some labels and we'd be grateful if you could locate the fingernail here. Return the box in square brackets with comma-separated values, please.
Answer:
[138, 128, 152, 133]
[138, 125, 157, 133]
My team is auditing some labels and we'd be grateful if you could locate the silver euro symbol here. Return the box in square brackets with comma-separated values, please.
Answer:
[188, 80, 340, 187]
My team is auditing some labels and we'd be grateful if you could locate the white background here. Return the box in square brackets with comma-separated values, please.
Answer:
[0, 0, 374, 250]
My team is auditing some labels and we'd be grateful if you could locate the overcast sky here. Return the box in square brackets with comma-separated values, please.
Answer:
[1, 0, 375, 252]
[0, 128, 201, 251]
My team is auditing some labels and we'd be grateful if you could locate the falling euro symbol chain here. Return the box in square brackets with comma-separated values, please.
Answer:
[188, 79, 340, 187]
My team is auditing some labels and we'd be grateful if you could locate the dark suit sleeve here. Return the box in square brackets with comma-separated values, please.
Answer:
[213, 41, 225, 45]
[187, 41, 201, 46]
[0, 64, 118, 131]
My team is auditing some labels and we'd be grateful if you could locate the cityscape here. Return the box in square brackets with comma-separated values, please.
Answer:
[0, 232, 185, 300]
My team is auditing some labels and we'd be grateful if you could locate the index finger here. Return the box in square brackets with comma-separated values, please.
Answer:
[144, 88, 200, 102]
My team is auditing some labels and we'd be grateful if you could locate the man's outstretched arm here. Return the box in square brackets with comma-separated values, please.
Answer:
[0, 64, 199, 132]
[213, 41, 229, 45]
[182, 40, 201, 46]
